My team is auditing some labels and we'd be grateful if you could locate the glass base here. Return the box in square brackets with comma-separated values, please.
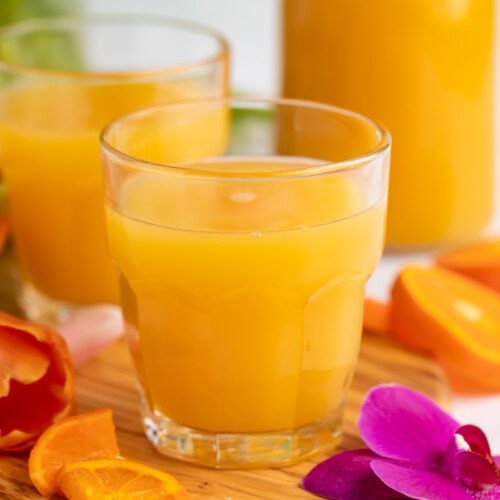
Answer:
[18, 282, 78, 325]
[141, 398, 343, 469]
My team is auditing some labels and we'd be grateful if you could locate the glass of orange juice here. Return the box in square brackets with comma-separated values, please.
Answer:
[100, 97, 390, 467]
[283, 0, 494, 247]
[0, 15, 228, 323]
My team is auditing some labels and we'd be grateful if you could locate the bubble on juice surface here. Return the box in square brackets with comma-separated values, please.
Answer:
[230, 190, 257, 203]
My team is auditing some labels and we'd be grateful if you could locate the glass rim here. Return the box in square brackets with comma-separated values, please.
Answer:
[0, 14, 229, 82]
[100, 96, 391, 180]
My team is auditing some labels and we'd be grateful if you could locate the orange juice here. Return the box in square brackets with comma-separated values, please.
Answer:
[283, 0, 494, 246]
[106, 158, 386, 433]
[0, 81, 205, 304]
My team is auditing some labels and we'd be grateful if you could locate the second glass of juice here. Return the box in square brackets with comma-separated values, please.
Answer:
[0, 15, 228, 322]
[101, 98, 390, 468]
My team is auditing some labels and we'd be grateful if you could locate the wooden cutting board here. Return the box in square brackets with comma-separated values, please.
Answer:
[0, 253, 450, 499]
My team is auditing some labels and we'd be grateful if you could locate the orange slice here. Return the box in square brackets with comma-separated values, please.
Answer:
[363, 297, 391, 335]
[436, 239, 500, 293]
[59, 458, 189, 499]
[391, 265, 500, 392]
[29, 408, 119, 497]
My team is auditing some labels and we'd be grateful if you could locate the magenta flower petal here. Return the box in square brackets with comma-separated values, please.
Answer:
[455, 450, 499, 491]
[456, 425, 492, 457]
[473, 485, 500, 500]
[495, 456, 500, 468]
[371, 459, 472, 500]
[302, 450, 401, 500]
[359, 384, 460, 464]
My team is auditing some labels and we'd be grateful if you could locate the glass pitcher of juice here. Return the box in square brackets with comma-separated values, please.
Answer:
[283, 0, 494, 247]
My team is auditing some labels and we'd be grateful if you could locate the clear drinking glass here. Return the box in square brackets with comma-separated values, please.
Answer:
[101, 97, 390, 468]
[0, 15, 228, 323]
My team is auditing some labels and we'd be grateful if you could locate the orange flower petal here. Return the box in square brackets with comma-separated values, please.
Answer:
[0, 429, 37, 451]
[0, 328, 50, 397]
[0, 312, 74, 452]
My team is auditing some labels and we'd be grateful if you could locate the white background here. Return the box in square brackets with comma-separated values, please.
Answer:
[85, 0, 281, 96]
[84, 0, 500, 451]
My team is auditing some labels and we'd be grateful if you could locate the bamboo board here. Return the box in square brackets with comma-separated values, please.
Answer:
[0, 333, 449, 499]
[0, 249, 449, 498]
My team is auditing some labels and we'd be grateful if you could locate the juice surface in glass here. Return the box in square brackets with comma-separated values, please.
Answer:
[106, 157, 386, 433]
[0, 81, 202, 304]
[283, 0, 494, 246]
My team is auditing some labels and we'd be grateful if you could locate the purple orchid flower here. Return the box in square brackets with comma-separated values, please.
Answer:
[303, 384, 500, 500]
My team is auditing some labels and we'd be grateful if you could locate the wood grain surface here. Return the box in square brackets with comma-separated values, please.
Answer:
[0, 252, 450, 499]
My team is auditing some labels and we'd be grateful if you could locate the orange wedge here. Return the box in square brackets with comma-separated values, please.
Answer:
[59, 458, 189, 499]
[391, 265, 500, 392]
[363, 297, 391, 335]
[436, 239, 500, 293]
[29, 408, 119, 497]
